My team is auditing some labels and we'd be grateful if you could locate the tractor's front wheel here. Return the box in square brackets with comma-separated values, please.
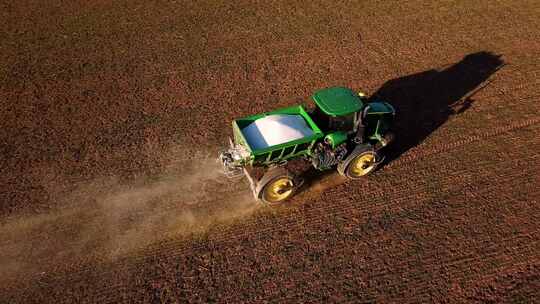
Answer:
[338, 146, 381, 179]
[256, 168, 298, 205]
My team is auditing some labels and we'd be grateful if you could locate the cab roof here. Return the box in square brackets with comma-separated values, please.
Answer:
[312, 87, 363, 117]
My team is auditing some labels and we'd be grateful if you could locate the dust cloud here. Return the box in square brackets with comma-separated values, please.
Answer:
[0, 150, 258, 283]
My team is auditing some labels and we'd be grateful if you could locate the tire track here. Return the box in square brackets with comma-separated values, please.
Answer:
[386, 117, 540, 169]
[26, 108, 540, 258]
[5, 117, 538, 293]
[3, 90, 539, 300]
[90, 187, 539, 304]
[32, 143, 537, 293]
[7, 88, 540, 264]
[125, 123, 540, 269]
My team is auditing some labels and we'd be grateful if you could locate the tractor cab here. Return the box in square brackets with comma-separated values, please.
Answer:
[311, 86, 365, 133]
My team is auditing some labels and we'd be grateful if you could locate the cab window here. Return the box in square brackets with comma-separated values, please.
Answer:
[329, 114, 355, 131]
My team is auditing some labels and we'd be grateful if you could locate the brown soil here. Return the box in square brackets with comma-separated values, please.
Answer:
[1, 0, 539, 303]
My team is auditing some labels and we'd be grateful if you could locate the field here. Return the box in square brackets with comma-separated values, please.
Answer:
[1, 0, 539, 302]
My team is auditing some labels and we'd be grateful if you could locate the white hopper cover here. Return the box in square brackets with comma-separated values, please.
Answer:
[242, 114, 314, 150]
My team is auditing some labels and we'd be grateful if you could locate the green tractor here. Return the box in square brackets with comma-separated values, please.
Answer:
[218, 86, 395, 204]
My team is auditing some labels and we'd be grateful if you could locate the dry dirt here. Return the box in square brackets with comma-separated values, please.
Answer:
[1, 0, 539, 303]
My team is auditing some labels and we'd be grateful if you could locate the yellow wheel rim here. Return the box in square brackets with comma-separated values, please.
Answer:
[262, 177, 294, 203]
[349, 153, 376, 177]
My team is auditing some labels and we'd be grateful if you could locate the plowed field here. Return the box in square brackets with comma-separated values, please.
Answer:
[1, 0, 539, 303]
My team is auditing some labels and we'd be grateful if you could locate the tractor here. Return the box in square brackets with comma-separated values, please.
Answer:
[218, 86, 395, 204]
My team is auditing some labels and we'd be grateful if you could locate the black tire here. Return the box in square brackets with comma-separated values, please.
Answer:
[255, 168, 298, 205]
[338, 145, 380, 179]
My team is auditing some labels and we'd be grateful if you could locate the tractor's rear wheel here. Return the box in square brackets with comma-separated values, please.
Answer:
[338, 145, 380, 179]
[256, 168, 298, 205]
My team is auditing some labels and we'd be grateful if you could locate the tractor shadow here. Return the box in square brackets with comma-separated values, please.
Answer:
[298, 51, 505, 192]
[371, 51, 505, 165]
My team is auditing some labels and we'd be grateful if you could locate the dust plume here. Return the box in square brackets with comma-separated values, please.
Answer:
[0, 149, 258, 284]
